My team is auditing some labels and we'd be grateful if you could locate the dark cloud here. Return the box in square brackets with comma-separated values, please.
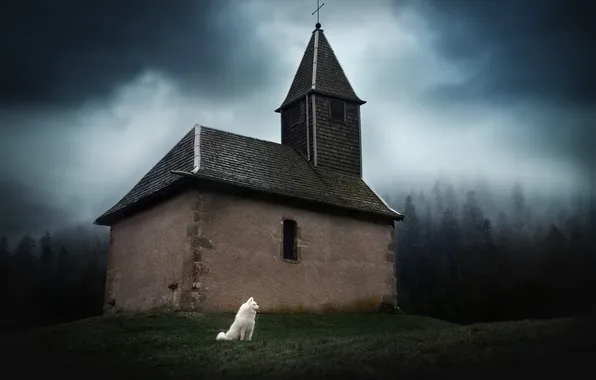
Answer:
[0, 0, 276, 108]
[409, 0, 595, 106]
[0, 0, 592, 241]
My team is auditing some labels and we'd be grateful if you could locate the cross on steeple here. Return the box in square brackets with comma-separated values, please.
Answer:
[312, 0, 324, 29]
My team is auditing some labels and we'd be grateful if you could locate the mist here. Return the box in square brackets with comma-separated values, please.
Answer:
[1, 0, 592, 244]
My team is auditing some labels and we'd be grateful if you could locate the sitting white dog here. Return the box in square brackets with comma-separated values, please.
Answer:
[216, 297, 260, 341]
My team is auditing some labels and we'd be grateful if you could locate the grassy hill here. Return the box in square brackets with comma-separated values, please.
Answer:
[3, 312, 595, 379]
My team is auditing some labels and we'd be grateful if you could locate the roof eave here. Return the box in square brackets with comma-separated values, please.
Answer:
[95, 215, 116, 227]
[94, 213, 116, 227]
[275, 89, 366, 113]
[93, 178, 189, 226]
[94, 210, 114, 226]
[171, 170, 399, 222]
[95, 171, 403, 226]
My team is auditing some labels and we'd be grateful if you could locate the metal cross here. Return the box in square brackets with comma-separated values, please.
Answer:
[312, 0, 325, 25]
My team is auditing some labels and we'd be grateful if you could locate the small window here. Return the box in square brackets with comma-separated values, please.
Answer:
[289, 102, 303, 126]
[282, 219, 298, 261]
[329, 100, 345, 122]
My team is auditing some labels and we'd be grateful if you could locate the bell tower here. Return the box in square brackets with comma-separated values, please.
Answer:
[275, 22, 366, 177]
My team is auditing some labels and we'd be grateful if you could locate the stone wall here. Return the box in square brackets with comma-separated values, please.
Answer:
[104, 189, 396, 314]
[181, 191, 214, 311]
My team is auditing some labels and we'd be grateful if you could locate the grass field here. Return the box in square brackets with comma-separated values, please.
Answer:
[3, 312, 595, 379]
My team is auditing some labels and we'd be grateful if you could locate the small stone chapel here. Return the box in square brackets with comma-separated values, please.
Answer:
[95, 22, 404, 314]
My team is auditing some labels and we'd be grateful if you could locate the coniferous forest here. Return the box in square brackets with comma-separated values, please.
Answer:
[0, 177, 594, 329]
[390, 178, 595, 324]
[0, 223, 108, 330]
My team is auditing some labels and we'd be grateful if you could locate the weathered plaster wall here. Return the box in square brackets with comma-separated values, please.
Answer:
[103, 190, 194, 313]
[185, 190, 396, 313]
[104, 189, 396, 314]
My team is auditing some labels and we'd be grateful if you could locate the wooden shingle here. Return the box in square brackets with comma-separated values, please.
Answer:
[95, 126, 402, 225]
[276, 27, 365, 112]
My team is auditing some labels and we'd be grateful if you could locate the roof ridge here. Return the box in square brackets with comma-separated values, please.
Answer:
[311, 28, 320, 91]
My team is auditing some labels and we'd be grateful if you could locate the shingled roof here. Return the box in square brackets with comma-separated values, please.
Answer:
[95, 125, 402, 226]
[276, 26, 365, 112]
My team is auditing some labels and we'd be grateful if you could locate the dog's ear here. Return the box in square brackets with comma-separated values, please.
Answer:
[247, 297, 254, 303]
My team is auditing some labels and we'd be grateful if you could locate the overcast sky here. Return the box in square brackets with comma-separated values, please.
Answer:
[0, 0, 594, 238]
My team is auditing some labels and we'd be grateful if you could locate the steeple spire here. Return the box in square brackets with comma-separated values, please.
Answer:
[275, 24, 365, 112]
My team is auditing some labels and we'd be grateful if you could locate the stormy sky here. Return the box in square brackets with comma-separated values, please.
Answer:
[0, 0, 594, 239]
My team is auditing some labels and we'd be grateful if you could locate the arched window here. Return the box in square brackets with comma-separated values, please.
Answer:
[282, 219, 298, 261]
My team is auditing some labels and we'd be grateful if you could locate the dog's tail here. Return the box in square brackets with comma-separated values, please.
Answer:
[216, 332, 228, 341]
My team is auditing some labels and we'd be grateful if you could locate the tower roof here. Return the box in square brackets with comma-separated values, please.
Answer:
[275, 25, 365, 112]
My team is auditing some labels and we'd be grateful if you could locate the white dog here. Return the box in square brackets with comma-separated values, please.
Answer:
[216, 297, 260, 341]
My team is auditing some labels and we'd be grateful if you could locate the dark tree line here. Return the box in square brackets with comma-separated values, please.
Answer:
[391, 178, 596, 324]
[0, 223, 108, 330]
